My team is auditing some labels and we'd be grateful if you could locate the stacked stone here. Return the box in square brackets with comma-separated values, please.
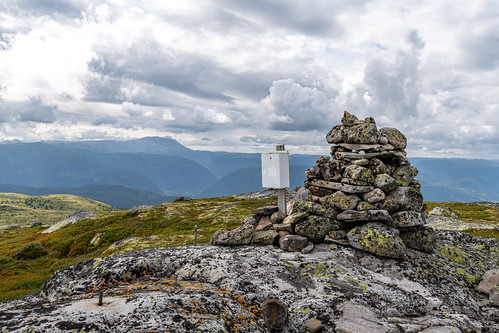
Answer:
[211, 111, 435, 260]
[298, 111, 434, 258]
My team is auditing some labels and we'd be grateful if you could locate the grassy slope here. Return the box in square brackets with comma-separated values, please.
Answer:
[0, 193, 112, 227]
[0, 195, 276, 302]
[1, 198, 497, 303]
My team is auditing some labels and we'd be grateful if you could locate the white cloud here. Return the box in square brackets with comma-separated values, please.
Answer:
[0, 0, 497, 158]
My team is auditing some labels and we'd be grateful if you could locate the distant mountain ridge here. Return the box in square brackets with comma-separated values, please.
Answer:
[0, 137, 497, 206]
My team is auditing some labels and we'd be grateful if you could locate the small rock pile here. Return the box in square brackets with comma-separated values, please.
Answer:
[212, 111, 436, 259]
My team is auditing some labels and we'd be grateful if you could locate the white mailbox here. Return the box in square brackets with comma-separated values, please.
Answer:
[261, 149, 289, 189]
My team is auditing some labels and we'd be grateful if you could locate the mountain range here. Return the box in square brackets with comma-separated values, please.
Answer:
[0, 137, 497, 207]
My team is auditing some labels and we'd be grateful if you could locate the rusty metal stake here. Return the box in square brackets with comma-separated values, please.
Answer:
[98, 291, 103, 306]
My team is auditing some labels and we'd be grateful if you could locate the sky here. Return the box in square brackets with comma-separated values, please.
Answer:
[0, 0, 498, 158]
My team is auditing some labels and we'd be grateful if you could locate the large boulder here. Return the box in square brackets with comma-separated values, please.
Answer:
[279, 234, 309, 252]
[210, 223, 256, 245]
[322, 191, 360, 211]
[400, 226, 436, 252]
[379, 127, 407, 149]
[347, 222, 407, 259]
[387, 211, 426, 228]
[392, 165, 419, 186]
[389, 186, 424, 211]
[295, 215, 346, 243]
[342, 165, 375, 185]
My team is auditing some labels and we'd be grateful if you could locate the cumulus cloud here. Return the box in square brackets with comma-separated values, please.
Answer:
[259, 79, 335, 131]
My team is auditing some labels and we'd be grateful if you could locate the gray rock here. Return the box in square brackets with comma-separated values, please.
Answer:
[241, 215, 260, 226]
[279, 234, 309, 252]
[363, 188, 386, 204]
[329, 229, 348, 239]
[418, 327, 462, 333]
[262, 298, 288, 331]
[392, 165, 419, 186]
[293, 200, 327, 216]
[272, 223, 294, 232]
[379, 127, 407, 149]
[295, 215, 346, 243]
[344, 122, 379, 144]
[429, 206, 458, 218]
[400, 226, 436, 252]
[347, 222, 406, 259]
[357, 201, 376, 211]
[387, 211, 426, 228]
[252, 230, 278, 245]
[369, 158, 389, 175]
[210, 223, 256, 245]
[341, 110, 361, 126]
[389, 186, 424, 211]
[490, 285, 499, 307]
[326, 124, 345, 143]
[342, 165, 375, 185]
[282, 212, 308, 226]
[322, 191, 360, 211]
[253, 206, 279, 216]
[337, 210, 392, 223]
[309, 179, 374, 194]
[304, 318, 323, 332]
[306, 165, 322, 180]
[295, 187, 312, 201]
[301, 242, 315, 254]
[477, 269, 499, 294]
[374, 173, 400, 193]
[270, 212, 286, 224]
[377, 196, 400, 213]
[335, 301, 388, 333]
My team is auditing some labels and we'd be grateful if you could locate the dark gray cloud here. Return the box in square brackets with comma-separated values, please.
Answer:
[460, 26, 499, 70]
[0, 99, 57, 123]
[3, 0, 85, 19]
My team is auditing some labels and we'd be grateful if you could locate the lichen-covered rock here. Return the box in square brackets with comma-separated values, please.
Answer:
[400, 226, 436, 252]
[270, 211, 286, 224]
[344, 122, 379, 144]
[379, 127, 407, 149]
[322, 191, 360, 211]
[293, 200, 327, 216]
[252, 230, 278, 245]
[253, 206, 279, 216]
[342, 165, 375, 185]
[279, 234, 308, 252]
[369, 158, 389, 174]
[389, 186, 424, 211]
[282, 212, 308, 226]
[392, 165, 419, 186]
[210, 223, 256, 245]
[377, 196, 400, 213]
[374, 173, 400, 193]
[341, 110, 360, 126]
[347, 222, 407, 259]
[309, 179, 374, 194]
[429, 206, 458, 218]
[326, 124, 345, 144]
[295, 187, 312, 201]
[306, 165, 322, 180]
[363, 188, 386, 204]
[337, 210, 392, 223]
[357, 201, 376, 211]
[387, 211, 426, 228]
[295, 216, 345, 243]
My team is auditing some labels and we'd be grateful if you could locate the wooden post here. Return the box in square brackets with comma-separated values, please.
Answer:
[277, 188, 287, 215]
[98, 291, 103, 306]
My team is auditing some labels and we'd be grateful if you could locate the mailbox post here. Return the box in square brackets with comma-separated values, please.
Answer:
[261, 145, 289, 215]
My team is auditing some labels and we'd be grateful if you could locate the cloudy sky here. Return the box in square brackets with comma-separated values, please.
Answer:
[0, 0, 498, 158]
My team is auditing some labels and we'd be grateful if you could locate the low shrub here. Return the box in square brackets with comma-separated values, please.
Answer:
[12, 242, 48, 260]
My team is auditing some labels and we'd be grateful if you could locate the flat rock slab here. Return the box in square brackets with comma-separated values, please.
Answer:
[337, 143, 394, 152]
[335, 301, 388, 333]
[337, 210, 392, 222]
[309, 179, 373, 194]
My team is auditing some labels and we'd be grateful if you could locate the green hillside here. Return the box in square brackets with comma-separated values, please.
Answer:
[0, 193, 112, 227]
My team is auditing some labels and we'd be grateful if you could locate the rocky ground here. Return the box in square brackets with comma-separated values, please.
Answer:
[0, 229, 497, 333]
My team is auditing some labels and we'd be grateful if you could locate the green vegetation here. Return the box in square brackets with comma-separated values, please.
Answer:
[0, 195, 275, 302]
[426, 202, 499, 238]
[0, 193, 112, 227]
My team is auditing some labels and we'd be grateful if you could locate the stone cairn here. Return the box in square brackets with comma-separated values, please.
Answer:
[211, 111, 436, 259]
